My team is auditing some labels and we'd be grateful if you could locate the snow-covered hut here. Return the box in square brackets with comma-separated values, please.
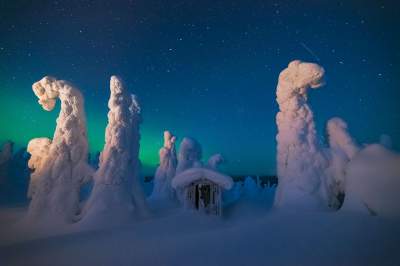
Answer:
[172, 167, 233, 215]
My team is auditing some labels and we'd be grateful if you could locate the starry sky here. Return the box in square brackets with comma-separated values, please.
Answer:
[0, 0, 399, 175]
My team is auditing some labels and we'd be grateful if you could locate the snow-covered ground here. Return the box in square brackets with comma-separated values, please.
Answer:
[1, 185, 399, 266]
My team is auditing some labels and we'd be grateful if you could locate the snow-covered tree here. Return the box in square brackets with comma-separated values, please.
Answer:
[10, 147, 30, 187]
[327, 118, 359, 160]
[0, 141, 13, 164]
[174, 137, 202, 203]
[0, 141, 13, 185]
[150, 131, 178, 200]
[274, 60, 329, 210]
[176, 137, 202, 174]
[26, 76, 93, 223]
[379, 134, 393, 149]
[207, 154, 224, 170]
[325, 118, 359, 208]
[26, 138, 52, 198]
[341, 144, 400, 217]
[82, 76, 147, 224]
[325, 119, 400, 217]
[243, 176, 259, 199]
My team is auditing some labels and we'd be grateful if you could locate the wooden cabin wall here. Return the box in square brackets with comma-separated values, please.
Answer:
[184, 179, 223, 216]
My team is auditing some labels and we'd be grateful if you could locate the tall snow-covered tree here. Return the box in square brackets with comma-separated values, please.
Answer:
[150, 131, 177, 200]
[26, 76, 93, 223]
[274, 60, 329, 210]
[82, 76, 147, 224]
[176, 137, 202, 174]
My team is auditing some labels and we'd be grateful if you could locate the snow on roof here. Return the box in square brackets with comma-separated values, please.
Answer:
[172, 167, 234, 190]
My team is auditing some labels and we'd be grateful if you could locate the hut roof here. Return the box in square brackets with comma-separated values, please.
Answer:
[172, 167, 234, 190]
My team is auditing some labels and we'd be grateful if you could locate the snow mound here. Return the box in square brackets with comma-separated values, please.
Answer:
[172, 167, 233, 190]
[342, 144, 400, 217]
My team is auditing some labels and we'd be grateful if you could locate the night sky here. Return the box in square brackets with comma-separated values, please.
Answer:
[1, 0, 399, 175]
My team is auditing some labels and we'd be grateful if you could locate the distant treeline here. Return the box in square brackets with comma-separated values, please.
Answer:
[144, 175, 278, 187]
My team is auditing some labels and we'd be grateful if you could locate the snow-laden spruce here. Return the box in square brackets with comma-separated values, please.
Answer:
[82, 76, 147, 224]
[0, 141, 13, 185]
[176, 137, 203, 174]
[341, 143, 400, 217]
[274, 60, 329, 210]
[207, 154, 224, 170]
[324, 118, 359, 208]
[0, 141, 13, 165]
[26, 76, 93, 223]
[26, 138, 52, 198]
[379, 134, 393, 149]
[150, 131, 178, 200]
